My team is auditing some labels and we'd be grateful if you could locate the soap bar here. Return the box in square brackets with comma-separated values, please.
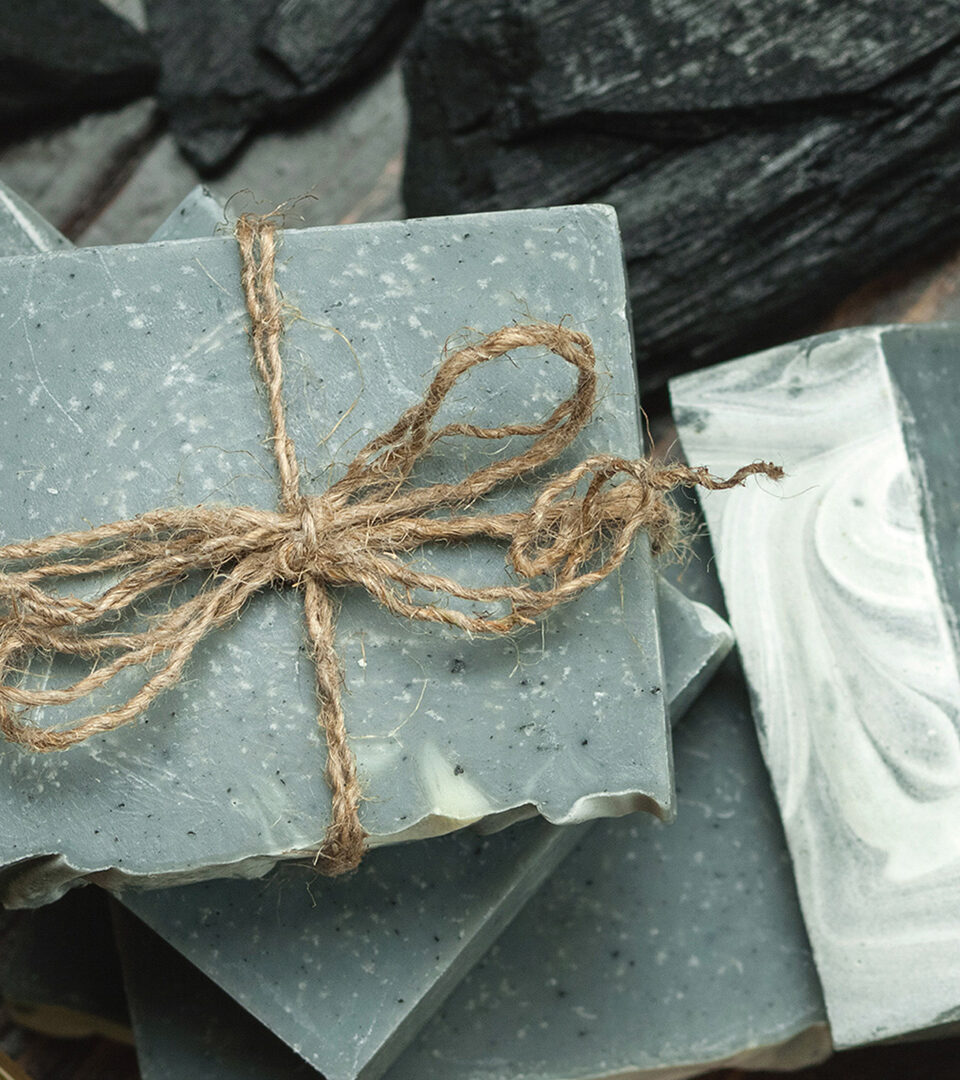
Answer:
[0, 184, 736, 1080]
[389, 565, 829, 1080]
[113, 902, 326, 1080]
[671, 325, 960, 1047]
[120, 569, 731, 1080]
[0, 182, 231, 1047]
[148, 184, 225, 241]
[0, 204, 673, 906]
[118, 554, 826, 1080]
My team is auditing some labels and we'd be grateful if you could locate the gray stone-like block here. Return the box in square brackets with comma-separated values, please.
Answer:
[119, 569, 732, 1080]
[0, 205, 673, 906]
[125, 819, 585, 1080]
[0, 175, 224, 1052]
[0, 184, 736, 1080]
[671, 324, 960, 1046]
[388, 668, 829, 1080]
[148, 185, 225, 242]
[115, 903, 317, 1079]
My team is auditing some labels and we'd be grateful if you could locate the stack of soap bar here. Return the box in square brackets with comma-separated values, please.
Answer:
[671, 325, 960, 1046]
[0, 203, 675, 906]
[0, 181, 738, 1080]
[120, 571, 731, 1080]
[0, 178, 233, 1051]
[117, 550, 830, 1080]
[389, 567, 830, 1080]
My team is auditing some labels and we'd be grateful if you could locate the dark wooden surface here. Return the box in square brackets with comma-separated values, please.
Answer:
[2, 35, 960, 1080]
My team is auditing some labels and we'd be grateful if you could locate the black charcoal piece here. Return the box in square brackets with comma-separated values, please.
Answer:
[0, 0, 156, 126]
[145, 0, 420, 170]
[0, 887, 129, 1042]
[402, 0, 960, 388]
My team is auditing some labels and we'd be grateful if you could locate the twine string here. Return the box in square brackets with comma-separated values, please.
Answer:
[0, 214, 782, 874]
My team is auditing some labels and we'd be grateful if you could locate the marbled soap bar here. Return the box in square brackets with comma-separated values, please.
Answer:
[671, 325, 960, 1047]
[0, 205, 672, 906]
[120, 570, 731, 1080]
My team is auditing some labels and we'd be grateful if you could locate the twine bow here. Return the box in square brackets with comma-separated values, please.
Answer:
[0, 215, 782, 874]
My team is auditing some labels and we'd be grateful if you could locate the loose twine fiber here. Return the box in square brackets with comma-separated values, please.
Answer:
[0, 214, 782, 875]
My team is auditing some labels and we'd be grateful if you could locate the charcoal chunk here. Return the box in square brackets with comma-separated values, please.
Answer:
[0, 0, 156, 126]
[146, 0, 422, 171]
[403, 0, 960, 387]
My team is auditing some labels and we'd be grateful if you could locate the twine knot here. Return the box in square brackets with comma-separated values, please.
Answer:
[276, 496, 334, 578]
[0, 214, 783, 875]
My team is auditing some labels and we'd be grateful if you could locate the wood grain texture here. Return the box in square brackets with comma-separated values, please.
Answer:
[403, 0, 960, 389]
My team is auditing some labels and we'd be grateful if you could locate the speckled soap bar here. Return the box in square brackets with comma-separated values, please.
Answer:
[671, 325, 960, 1047]
[387, 549, 831, 1080]
[116, 552, 829, 1080]
[0, 181, 240, 1043]
[119, 569, 731, 1080]
[0, 204, 673, 906]
[0, 183, 733, 1080]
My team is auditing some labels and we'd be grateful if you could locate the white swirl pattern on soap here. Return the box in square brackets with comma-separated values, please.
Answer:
[674, 328, 960, 1044]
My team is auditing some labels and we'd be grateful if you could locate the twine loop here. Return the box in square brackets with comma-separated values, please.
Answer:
[0, 214, 782, 875]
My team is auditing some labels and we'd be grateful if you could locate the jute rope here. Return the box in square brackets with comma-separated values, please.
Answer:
[0, 214, 782, 874]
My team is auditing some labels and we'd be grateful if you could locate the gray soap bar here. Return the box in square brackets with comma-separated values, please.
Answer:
[117, 555, 825, 1080]
[120, 568, 730, 1080]
[0, 182, 735, 1077]
[149, 185, 225, 242]
[113, 902, 325, 1080]
[0, 183, 228, 1046]
[388, 567, 830, 1080]
[0, 205, 674, 906]
[0, 183, 734, 1080]
[885, 325, 960, 654]
[671, 325, 960, 1047]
